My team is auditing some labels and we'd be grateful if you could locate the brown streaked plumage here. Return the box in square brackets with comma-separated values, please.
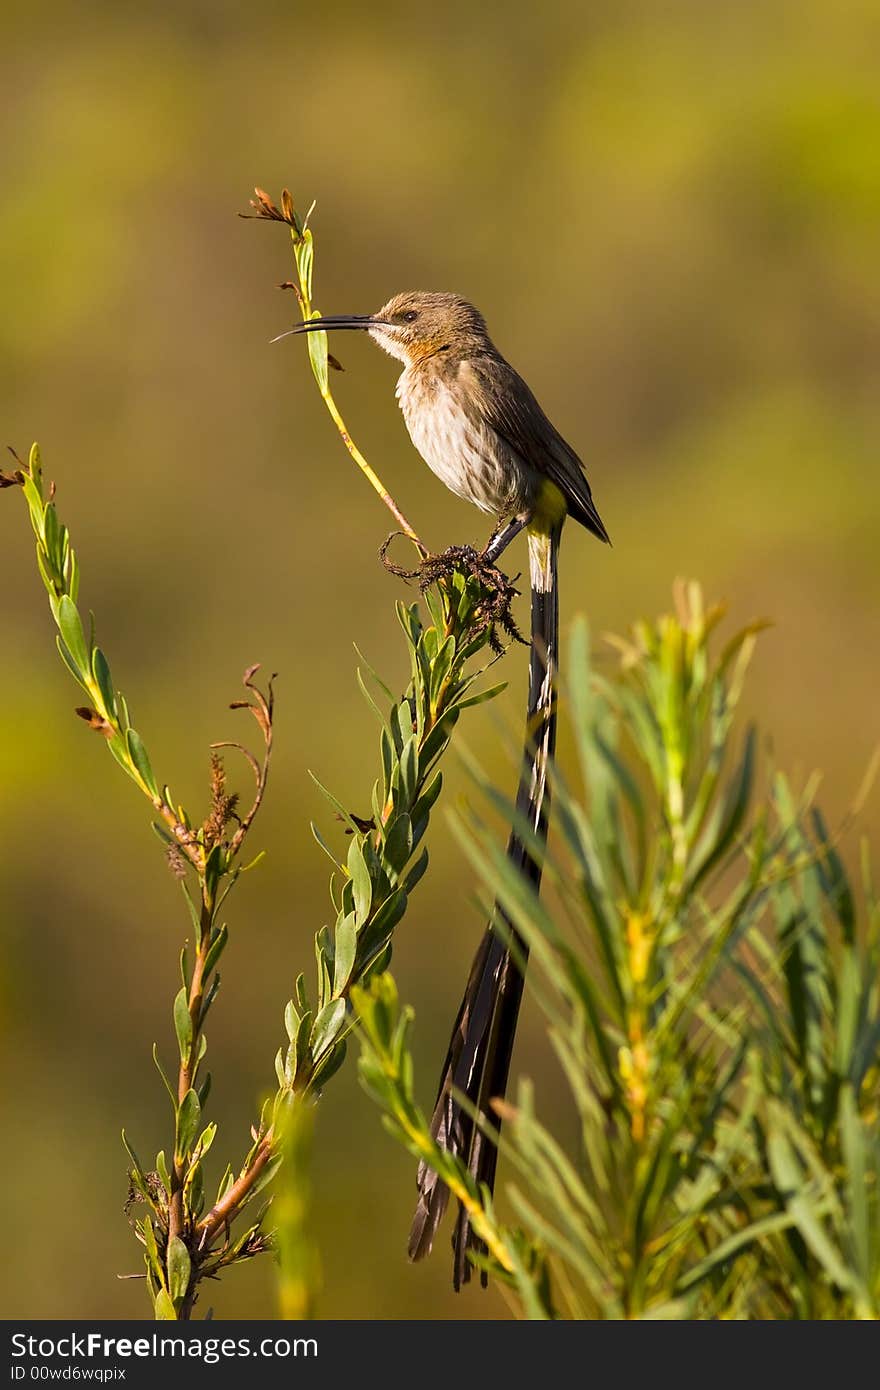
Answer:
[281, 292, 609, 1288]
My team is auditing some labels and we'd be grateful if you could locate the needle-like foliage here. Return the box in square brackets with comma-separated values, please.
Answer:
[355, 582, 880, 1317]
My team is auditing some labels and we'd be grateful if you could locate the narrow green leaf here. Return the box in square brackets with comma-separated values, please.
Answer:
[43, 502, 62, 573]
[293, 1010, 313, 1078]
[403, 847, 429, 893]
[166, 1236, 191, 1305]
[383, 813, 413, 874]
[309, 770, 361, 833]
[766, 1119, 852, 1292]
[333, 914, 357, 995]
[127, 728, 160, 799]
[121, 1129, 145, 1180]
[203, 924, 228, 979]
[55, 635, 90, 694]
[311, 821, 342, 869]
[310, 1038, 348, 1089]
[154, 1289, 177, 1320]
[173, 987, 192, 1061]
[347, 839, 372, 923]
[156, 1150, 171, 1194]
[152, 1044, 176, 1105]
[175, 1089, 201, 1160]
[839, 1085, 870, 1289]
[21, 470, 46, 538]
[91, 646, 117, 720]
[57, 594, 89, 675]
[451, 680, 508, 712]
[396, 736, 419, 807]
[310, 998, 346, 1060]
[251, 1152, 284, 1198]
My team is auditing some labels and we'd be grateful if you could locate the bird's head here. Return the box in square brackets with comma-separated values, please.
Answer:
[274, 291, 489, 366]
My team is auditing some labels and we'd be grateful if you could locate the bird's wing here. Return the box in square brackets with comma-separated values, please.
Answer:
[459, 355, 610, 543]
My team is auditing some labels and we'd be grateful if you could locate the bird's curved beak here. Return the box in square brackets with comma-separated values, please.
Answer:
[271, 315, 391, 344]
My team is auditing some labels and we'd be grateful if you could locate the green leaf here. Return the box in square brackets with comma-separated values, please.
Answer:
[141, 1217, 162, 1287]
[173, 987, 192, 1061]
[251, 1152, 284, 1198]
[309, 770, 361, 834]
[766, 1115, 853, 1292]
[56, 594, 89, 675]
[353, 644, 395, 702]
[411, 770, 443, 825]
[21, 469, 46, 538]
[203, 924, 228, 979]
[203, 842, 225, 901]
[121, 1129, 145, 1181]
[403, 847, 429, 893]
[396, 737, 419, 807]
[383, 813, 413, 875]
[152, 1043, 176, 1105]
[55, 635, 90, 694]
[333, 914, 357, 996]
[677, 1211, 796, 1293]
[452, 680, 508, 712]
[293, 1010, 313, 1079]
[43, 502, 62, 573]
[688, 725, 756, 889]
[127, 728, 160, 799]
[356, 665, 390, 730]
[310, 998, 346, 1061]
[311, 821, 342, 869]
[193, 1122, 217, 1162]
[66, 539, 79, 602]
[180, 883, 201, 939]
[310, 1038, 348, 1089]
[812, 808, 856, 945]
[380, 728, 395, 800]
[429, 635, 456, 707]
[180, 943, 191, 992]
[347, 839, 372, 923]
[154, 1289, 177, 1320]
[297, 230, 315, 300]
[359, 886, 407, 952]
[284, 998, 300, 1040]
[166, 1236, 191, 1305]
[156, 1150, 171, 1194]
[175, 1089, 201, 1160]
[839, 1084, 870, 1291]
[91, 646, 117, 720]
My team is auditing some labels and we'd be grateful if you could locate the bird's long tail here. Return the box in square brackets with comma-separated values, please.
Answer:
[408, 522, 561, 1289]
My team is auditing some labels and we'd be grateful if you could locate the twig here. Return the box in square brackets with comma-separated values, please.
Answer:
[243, 188, 427, 558]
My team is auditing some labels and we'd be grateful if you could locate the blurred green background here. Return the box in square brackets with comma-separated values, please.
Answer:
[1, 0, 878, 1320]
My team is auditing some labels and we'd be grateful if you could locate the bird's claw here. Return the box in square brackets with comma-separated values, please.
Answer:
[379, 536, 527, 651]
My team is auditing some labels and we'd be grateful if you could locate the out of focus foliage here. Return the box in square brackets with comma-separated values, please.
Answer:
[357, 585, 880, 1317]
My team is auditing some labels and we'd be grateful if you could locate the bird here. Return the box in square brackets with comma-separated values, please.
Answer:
[279, 291, 610, 1286]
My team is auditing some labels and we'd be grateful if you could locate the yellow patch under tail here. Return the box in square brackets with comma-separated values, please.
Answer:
[527, 480, 565, 592]
[532, 478, 568, 529]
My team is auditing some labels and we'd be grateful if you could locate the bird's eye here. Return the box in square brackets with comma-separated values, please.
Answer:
[401, 309, 419, 323]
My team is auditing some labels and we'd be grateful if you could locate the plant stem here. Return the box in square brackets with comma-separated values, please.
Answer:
[197, 1134, 275, 1247]
[319, 388, 425, 552]
[169, 890, 214, 1246]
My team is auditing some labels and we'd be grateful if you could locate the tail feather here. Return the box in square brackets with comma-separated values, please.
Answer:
[408, 524, 561, 1287]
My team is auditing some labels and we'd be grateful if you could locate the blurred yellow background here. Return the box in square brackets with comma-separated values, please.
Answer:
[1, 0, 878, 1319]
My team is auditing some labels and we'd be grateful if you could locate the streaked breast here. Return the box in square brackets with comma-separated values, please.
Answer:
[396, 367, 527, 516]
